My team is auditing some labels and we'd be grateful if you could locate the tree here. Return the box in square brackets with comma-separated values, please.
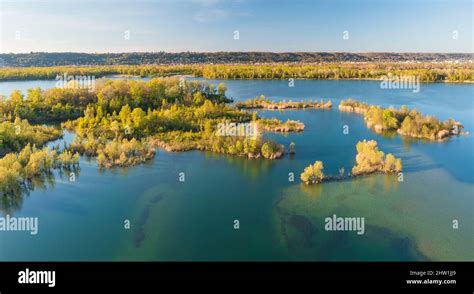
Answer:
[395, 158, 403, 172]
[352, 140, 402, 175]
[217, 83, 227, 96]
[382, 109, 399, 129]
[300, 161, 325, 184]
[384, 153, 396, 172]
[339, 167, 345, 178]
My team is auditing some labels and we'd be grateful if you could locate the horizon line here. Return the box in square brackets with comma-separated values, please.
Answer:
[1, 51, 473, 55]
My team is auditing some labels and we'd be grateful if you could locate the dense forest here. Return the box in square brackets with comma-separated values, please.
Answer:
[0, 52, 472, 67]
[0, 65, 196, 81]
[198, 63, 474, 82]
[1, 62, 472, 82]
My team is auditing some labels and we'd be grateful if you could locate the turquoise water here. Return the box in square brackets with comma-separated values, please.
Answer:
[0, 79, 472, 261]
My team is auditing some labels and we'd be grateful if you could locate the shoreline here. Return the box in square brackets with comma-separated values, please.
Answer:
[1, 76, 473, 84]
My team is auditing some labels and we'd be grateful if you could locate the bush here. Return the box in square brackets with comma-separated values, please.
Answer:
[300, 161, 325, 184]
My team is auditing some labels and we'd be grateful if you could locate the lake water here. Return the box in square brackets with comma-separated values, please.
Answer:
[0, 78, 472, 261]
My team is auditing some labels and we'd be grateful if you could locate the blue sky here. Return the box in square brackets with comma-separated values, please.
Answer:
[0, 0, 472, 53]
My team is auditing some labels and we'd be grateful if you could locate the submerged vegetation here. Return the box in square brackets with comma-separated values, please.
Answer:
[339, 99, 465, 140]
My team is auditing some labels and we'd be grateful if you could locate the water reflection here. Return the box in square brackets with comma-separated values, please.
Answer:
[0, 167, 80, 215]
[299, 182, 324, 198]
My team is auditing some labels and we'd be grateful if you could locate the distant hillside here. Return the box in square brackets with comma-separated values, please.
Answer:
[0, 52, 472, 67]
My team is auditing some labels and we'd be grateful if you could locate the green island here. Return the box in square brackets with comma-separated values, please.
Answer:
[339, 98, 465, 140]
[235, 95, 332, 110]
[257, 118, 305, 132]
[58, 78, 300, 162]
[300, 139, 402, 185]
[0, 78, 310, 192]
[0, 76, 468, 194]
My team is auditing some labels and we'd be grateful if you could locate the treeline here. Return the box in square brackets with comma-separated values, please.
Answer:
[0, 65, 197, 81]
[1, 63, 473, 82]
[1, 52, 472, 67]
[339, 99, 464, 140]
[200, 64, 474, 82]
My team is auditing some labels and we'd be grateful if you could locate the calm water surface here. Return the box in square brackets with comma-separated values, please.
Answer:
[0, 78, 472, 261]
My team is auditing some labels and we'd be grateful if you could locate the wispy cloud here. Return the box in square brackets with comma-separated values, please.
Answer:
[191, 0, 222, 6]
[193, 8, 227, 22]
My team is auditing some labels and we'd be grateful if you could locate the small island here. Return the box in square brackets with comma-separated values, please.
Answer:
[300, 139, 402, 185]
[257, 118, 305, 132]
[351, 140, 402, 176]
[339, 99, 465, 141]
[235, 95, 332, 110]
[300, 160, 325, 184]
[0, 77, 304, 187]
[1, 77, 309, 195]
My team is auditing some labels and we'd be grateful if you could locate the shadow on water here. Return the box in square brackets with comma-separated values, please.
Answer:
[202, 150, 277, 182]
[133, 193, 164, 248]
